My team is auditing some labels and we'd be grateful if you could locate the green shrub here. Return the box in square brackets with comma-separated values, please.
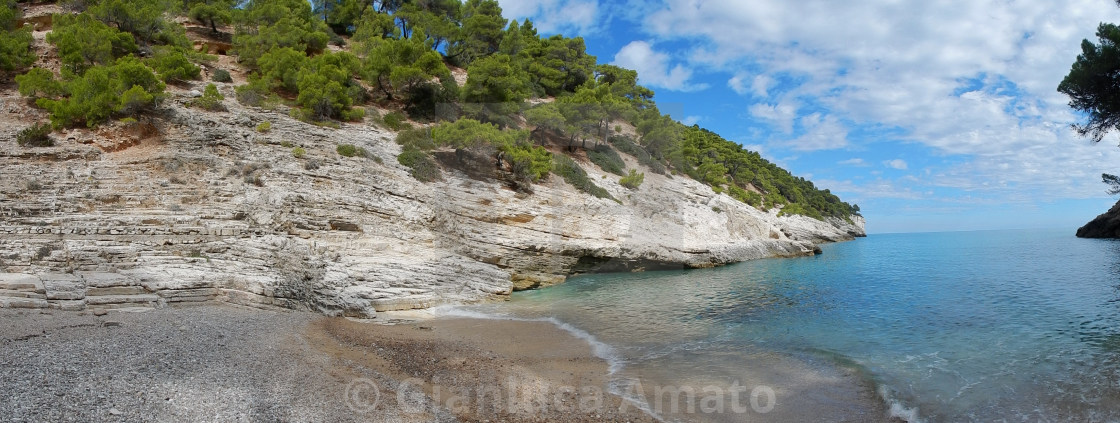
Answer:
[765, 192, 787, 209]
[777, 202, 824, 220]
[280, 140, 292, 148]
[336, 143, 368, 158]
[431, 119, 527, 149]
[292, 52, 363, 122]
[87, 0, 190, 47]
[189, 2, 231, 33]
[619, 169, 645, 190]
[383, 111, 410, 131]
[553, 155, 614, 200]
[0, 2, 35, 72]
[256, 121, 271, 133]
[502, 140, 552, 184]
[16, 123, 53, 147]
[15, 68, 65, 98]
[191, 83, 225, 111]
[230, 0, 330, 67]
[460, 54, 530, 126]
[609, 136, 666, 175]
[397, 147, 441, 182]
[340, 105, 366, 122]
[147, 47, 200, 82]
[211, 68, 232, 83]
[28, 56, 165, 128]
[395, 128, 437, 151]
[424, 119, 548, 186]
[292, 147, 306, 158]
[117, 84, 155, 115]
[235, 77, 277, 108]
[46, 13, 137, 74]
[258, 46, 307, 92]
[290, 107, 342, 128]
[588, 144, 626, 176]
[728, 185, 763, 208]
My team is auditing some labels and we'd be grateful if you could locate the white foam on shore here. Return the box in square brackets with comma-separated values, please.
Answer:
[878, 385, 922, 423]
[432, 305, 666, 421]
[431, 305, 624, 373]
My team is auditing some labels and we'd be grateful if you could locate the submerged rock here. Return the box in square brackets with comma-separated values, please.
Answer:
[1077, 199, 1120, 238]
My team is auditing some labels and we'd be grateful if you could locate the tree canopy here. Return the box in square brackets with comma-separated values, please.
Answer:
[1058, 23, 1120, 142]
[18, 56, 164, 128]
[7, 0, 860, 220]
[0, 0, 34, 72]
[1059, 17, 1120, 197]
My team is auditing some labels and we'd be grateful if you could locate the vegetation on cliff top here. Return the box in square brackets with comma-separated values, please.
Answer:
[3, 0, 860, 221]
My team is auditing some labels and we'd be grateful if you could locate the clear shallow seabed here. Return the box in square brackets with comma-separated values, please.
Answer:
[448, 229, 1120, 422]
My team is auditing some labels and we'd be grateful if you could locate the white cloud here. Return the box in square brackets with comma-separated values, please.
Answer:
[883, 159, 909, 170]
[839, 158, 869, 167]
[681, 115, 702, 126]
[728, 74, 748, 95]
[611, 41, 709, 92]
[637, 0, 1120, 200]
[788, 113, 848, 151]
[816, 178, 926, 200]
[743, 144, 766, 155]
[751, 75, 774, 98]
[497, 0, 601, 35]
[728, 73, 774, 98]
[748, 101, 798, 133]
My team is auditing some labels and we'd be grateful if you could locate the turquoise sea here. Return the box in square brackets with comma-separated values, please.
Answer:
[449, 229, 1120, 422]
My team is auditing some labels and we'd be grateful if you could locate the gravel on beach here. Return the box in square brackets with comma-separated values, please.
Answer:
[0, 306, 439, 422]
[0, 305, 654, 423]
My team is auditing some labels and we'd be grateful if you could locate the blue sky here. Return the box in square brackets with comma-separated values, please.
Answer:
[497, 0, 1120, 234]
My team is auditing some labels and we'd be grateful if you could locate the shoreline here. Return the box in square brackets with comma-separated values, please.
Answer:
[0, 303, 894, 422]
[309, 315, 659, 422]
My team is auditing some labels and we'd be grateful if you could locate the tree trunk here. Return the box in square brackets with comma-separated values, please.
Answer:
[599, 120, 608, 147]
[378, 77, 394, 101]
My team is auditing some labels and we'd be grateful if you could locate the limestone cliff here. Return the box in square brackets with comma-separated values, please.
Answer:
[0, 85, 864, 317]
[1076, 199, 1120, 238]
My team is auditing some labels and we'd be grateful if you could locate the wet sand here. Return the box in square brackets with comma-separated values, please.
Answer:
[312, 316, 657, 422]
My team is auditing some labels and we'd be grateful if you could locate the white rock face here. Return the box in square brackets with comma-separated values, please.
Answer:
[0, 87, 864, 317]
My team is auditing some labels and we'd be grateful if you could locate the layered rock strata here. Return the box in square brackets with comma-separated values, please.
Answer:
[0, 86, 864, 317]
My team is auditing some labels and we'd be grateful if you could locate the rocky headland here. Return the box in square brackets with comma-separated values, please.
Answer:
[1076, 199, 1120, 238]
[0, 82, 864, 317]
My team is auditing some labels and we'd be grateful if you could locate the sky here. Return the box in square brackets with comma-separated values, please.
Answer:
[496, 0, 1120, 234]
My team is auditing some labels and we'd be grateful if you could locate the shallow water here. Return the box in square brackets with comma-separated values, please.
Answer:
[453, 229, 1120, 422]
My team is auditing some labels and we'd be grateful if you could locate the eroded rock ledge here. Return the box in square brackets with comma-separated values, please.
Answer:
[0, 89, 864, 317]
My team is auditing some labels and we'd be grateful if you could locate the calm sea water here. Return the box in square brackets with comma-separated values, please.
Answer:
[449, 229, 1120, 422]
